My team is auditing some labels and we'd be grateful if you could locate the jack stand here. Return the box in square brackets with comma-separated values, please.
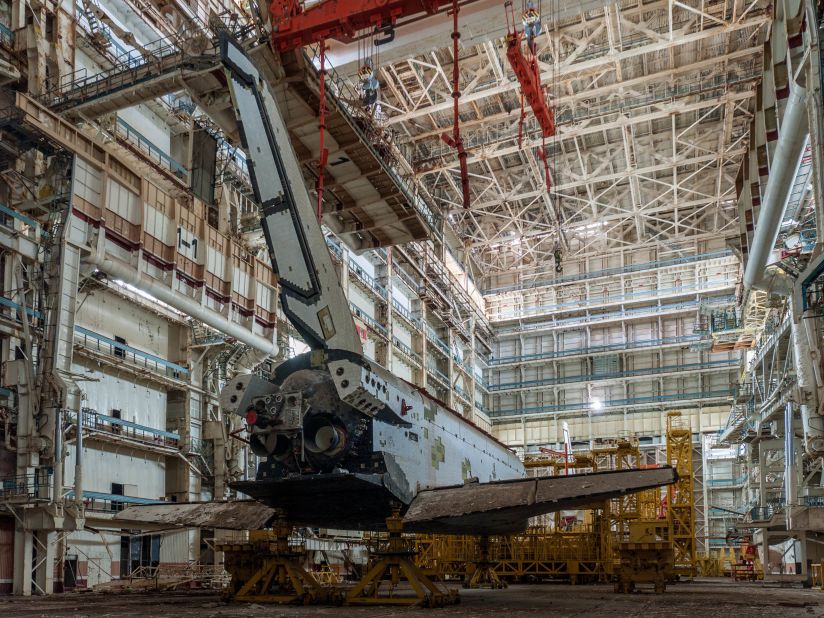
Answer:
[464, 536, 506, 589]
[220, 515, 332, 605]
[346, 509, 459, 607]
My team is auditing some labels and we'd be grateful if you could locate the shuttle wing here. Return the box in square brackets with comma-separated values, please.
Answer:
[403, 466, 678, 534]
[114, 467, 676, 534]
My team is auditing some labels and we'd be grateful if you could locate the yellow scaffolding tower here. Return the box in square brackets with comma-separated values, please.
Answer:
[666, 411, 697, 577]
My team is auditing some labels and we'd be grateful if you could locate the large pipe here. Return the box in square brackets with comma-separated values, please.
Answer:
[743, 86, 809, 293]
[791, 304, 824, 454]
[785, 401, 797, 506]
[74, 406, 83, 507]
[84, 251, 278, 357]
[52, 409, 63, 503]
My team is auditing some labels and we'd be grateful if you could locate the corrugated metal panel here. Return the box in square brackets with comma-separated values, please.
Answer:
[159, 530, 191, 564]
[0, 516, 14, 593]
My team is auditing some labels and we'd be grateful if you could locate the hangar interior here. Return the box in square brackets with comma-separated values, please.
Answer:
[1, 0, 824, 610]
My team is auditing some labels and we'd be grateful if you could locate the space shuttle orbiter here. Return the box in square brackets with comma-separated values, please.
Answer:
[119, 35, 676, 535]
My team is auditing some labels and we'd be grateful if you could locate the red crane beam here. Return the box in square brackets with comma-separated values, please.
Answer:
[505, 31, 555, 138]
[270, 0, 452, 52]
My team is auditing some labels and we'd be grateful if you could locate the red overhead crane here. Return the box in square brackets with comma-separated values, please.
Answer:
[505, 29, 555, 139]
[270, 0, 456, 52]
[270, 0, 474, 209]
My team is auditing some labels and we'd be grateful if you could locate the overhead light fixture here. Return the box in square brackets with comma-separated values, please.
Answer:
[590, 398, 603, 412]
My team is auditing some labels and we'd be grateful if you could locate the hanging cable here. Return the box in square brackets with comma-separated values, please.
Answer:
[440, 0, 470, 209]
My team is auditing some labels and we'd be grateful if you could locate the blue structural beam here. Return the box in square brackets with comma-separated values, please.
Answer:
[494, 280, 732, 320]
[489, 388, 736, 419]
[75, 326, 189, 375]
[484, 250, 733, 295]
[489, 359, 739, 392]
[494, 295, 737, 334]
[489, 334, 704, 366]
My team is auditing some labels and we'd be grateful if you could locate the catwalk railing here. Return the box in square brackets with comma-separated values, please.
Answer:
[489, 334, 705, 366]
[495, 295, 737, 335]
[484, 250, 734, 296]
[489, 278, 737, 321]
[488, 359, 739, 393]
[489, 388, 737, 419]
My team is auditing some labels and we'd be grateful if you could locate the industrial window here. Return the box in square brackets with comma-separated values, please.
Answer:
[111, 482, 124, 512]
[114, 336, 126, 358]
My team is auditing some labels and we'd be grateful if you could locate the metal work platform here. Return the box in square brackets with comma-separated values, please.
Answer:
[39, 27, 439, 251]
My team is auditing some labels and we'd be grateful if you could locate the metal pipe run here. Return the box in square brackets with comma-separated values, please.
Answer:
[75, 405, 83, 507]
[791, 304, 824, 454]
[743, 85, 808, 294]
[84, 250, 278, 358]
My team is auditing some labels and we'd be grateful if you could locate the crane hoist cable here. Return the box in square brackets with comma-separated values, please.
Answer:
[439, 0, 470, 209]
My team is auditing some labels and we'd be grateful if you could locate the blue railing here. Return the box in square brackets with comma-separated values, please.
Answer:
[391, 298, 421, 328]
[484, 250, 734, 295]
[349, 302, 387, 336]
[116, 117, 187, 177]
[0, 23, 14, 49]
[326, 236, 344, 259]
[427, 364, 449, 385]
[66, 489, 166, 512]
[489, 359, 739, 392]
[74, 326, 189, 377]
[707, 474, 747, 487]
[392, 336, 420, 363]
[0, 201, 39, 231]
[425, 325, 449, 354]
[0, 471, 53, 501]
[348, 257, 388, 299]
[492, 280, 733, 320]
[69, 407, 180, 447]
[494, 295, 737, 334]
[488, 388, 736, 418]
[0, 294, 41, 320]
[489, 334, 704, 366]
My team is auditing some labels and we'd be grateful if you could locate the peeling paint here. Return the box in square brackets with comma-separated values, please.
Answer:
[423, 399, 436, 421]
[461, 457, 472, 480]
[431, 436, 445, 469]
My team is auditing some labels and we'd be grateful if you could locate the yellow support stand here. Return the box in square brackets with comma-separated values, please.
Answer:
[220, 517, 331, 605]
[666, 411, 698, 578]
[346, 510, 459, 607]
[464, 536, 507, 589]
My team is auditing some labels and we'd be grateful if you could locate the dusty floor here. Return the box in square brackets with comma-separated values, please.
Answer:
[1, 578, 823, 617]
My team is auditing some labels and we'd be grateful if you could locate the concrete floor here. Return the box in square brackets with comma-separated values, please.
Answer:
[1, 579, 823, 617]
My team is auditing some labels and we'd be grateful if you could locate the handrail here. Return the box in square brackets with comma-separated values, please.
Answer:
[304, 45, 441, 239]
[488, 388, 736, 418]
[391, 298, 421, 328]
[69, 407, 181, 443]
[0, 201, 39, 231]
[489, 334, 704, 366]
[75, 326, 189, 375]
[66, 488, 165, 512]
[392, 336, 420, 363]
[116, 117, 187, 177]
[490, 279, 735, 320]
[484, 250, 734, 295]
[494, 295, 737, 334]
[426, 364, 449, 385]
[349, 302, 387, 336]
[347, 256, 388, 299]
[489, 359, 739, 392]
[0, 22, 14, 49]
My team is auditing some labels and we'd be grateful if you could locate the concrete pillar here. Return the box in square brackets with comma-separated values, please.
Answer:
[33, 530, 55, 594]
[12, 526, 33, 595]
